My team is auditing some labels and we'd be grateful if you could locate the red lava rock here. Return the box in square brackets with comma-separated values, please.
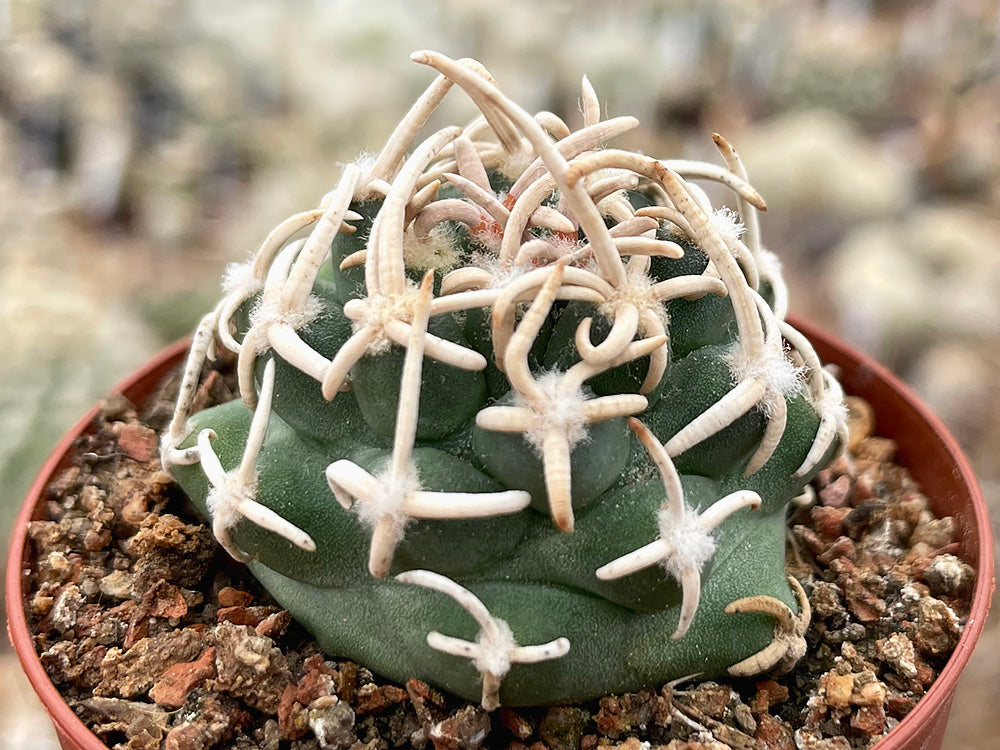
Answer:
[216, 604, 281, 627]
[296, 655, 338, 704]
[818, 536, 857, 565]
[812, 505, 851, 540]
[117, 422, 159, 462]
[278, 683, 307, 740]
[189, 369, 225, 414]
[850, 703, 887, 735]
[813, 459, 843, 489]
[751, 680, 789, 714]
[831, 558, 887, 622]
[83, 525, 112, 551]
[126, 579, 189, 648]
[96, 628, 205, 699]
[793, 524, 826, 557]
[304, 653, 337, 675]
[818, 475, 852, 508]
[852, 474, 875, 504]
[498, 707, 534, 739]
[255, 609, 292, 638]
[886, 695, 918, 719]
[297, 666, 335, 705]
[149, 646, 217, 708]
[406, 677, 447, 727]
[217, 586, 254, 607]
[755, 713, 795, 750]
[147, 580, 189, 619]
[354, 682, 410, 714]
[915, 658, 937, 688]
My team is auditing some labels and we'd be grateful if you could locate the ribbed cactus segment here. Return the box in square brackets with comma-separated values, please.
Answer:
[164, 51, 848, 709]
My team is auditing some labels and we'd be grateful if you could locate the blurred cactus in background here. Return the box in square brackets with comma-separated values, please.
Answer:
[165, 51, 846, 708]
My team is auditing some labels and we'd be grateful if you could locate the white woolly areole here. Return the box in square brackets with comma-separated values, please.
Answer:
[403, 225, 462, 271]
[222, 260, 262, 296]
[206, 473, 257, 531]
[472, 223, 504, 254]
[544, 232, 585, 263]
[474, 618, 517, 676]
[726, 343, 804, 400]
[343, 151, 380, 193]
[470, 252, 529, 289]
[817, 378, 849, 431]
[711, 207, 746, 249]
[516, 373, 589, 452]
[350, 284, 422, 354]
[250, 293, 324, 332]
[355, 468, 420, 538]
[657, 504, 716, 579]
[599, 269, 668, 327]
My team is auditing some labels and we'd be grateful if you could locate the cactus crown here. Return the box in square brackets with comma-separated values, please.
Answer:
[165, 51, 848, 709]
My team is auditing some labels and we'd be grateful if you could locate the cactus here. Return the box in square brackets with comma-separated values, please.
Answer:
[163, 50, 848, 709]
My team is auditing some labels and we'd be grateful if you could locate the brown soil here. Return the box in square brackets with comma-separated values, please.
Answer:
[22, 360, 973, 750]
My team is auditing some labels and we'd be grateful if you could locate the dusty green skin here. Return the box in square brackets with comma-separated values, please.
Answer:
[172, 185, 834, 706]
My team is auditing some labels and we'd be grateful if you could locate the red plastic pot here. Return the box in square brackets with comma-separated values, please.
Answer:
[5, 326, 994, 750]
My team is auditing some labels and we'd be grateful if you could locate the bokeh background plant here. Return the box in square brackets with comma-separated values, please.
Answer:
[1, 0, 998, 747]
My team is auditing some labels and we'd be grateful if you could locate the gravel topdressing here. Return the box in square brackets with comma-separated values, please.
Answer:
[22, 361, 973, 750]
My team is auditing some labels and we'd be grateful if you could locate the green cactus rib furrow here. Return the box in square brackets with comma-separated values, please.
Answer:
[163, 51, 848, 708]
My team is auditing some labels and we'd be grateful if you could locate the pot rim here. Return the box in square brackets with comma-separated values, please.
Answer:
[792, 318, 995, 747]
[5, 326, 994, 749]
[5, 339, 191, 750]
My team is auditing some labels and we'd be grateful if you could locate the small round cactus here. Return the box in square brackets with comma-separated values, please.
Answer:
[164, 50, 848, 709]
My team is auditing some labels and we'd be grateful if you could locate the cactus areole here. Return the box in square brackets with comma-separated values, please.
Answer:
[164, 51, 848, 709]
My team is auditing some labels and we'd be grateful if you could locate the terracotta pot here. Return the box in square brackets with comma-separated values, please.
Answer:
[5, 326, 994, 750]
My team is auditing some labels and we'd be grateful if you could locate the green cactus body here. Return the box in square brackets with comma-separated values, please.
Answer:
[164, 51, 847, 709]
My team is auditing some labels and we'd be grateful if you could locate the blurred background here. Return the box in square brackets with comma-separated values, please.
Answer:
[1, 1, 997, 747]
